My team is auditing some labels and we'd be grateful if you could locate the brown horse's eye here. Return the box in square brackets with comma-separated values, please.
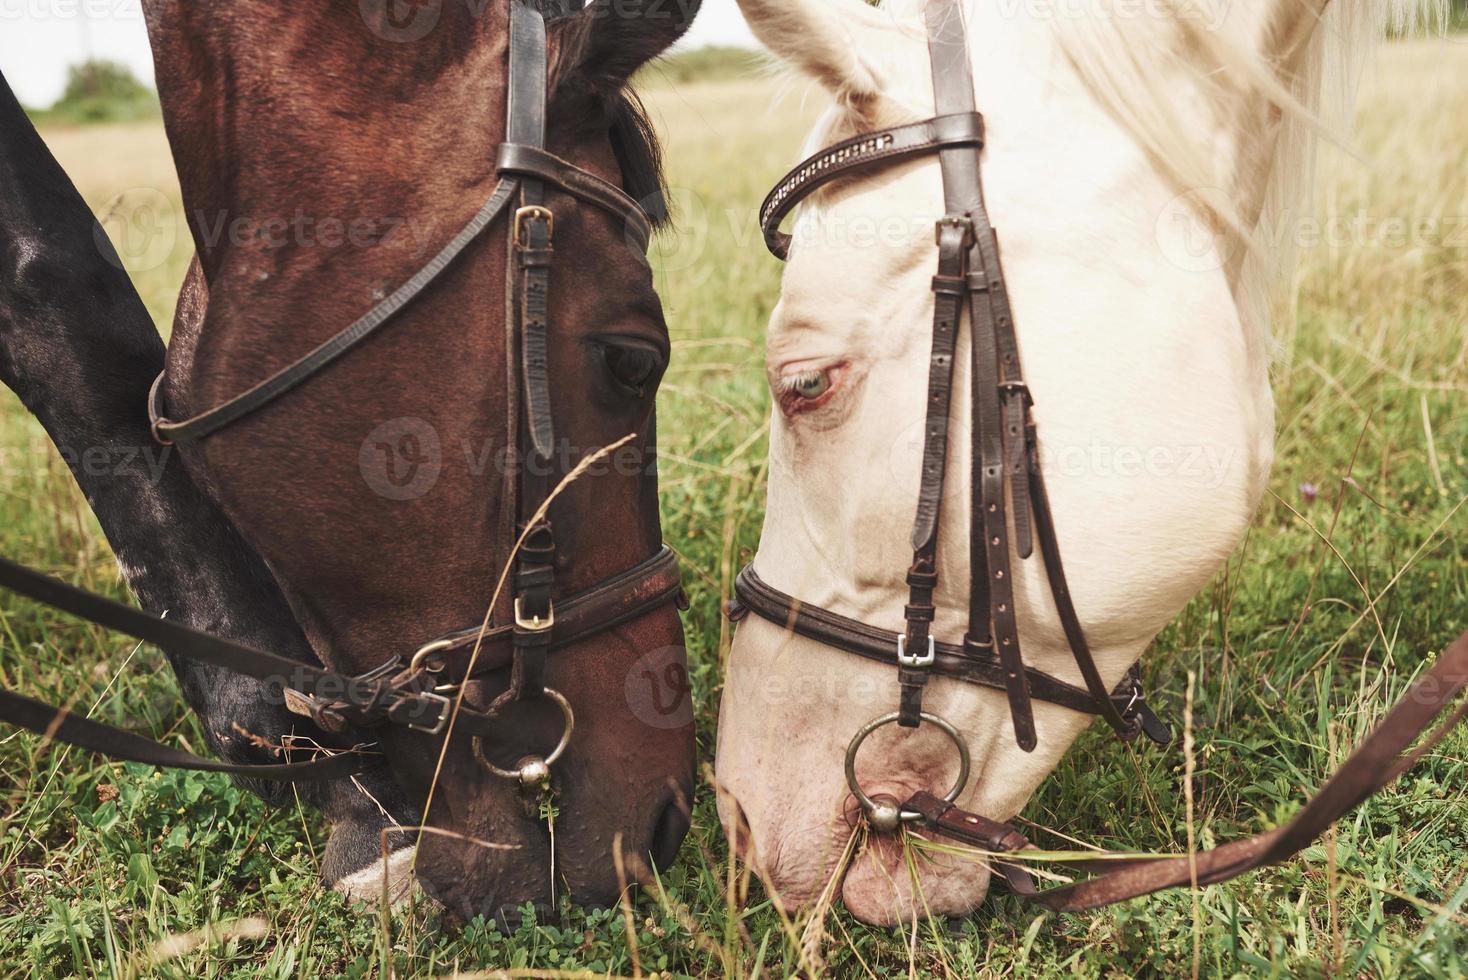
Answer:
[603, 344, 659, 394]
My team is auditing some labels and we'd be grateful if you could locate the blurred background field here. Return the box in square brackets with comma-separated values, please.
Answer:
[0, 37, 1464, 978]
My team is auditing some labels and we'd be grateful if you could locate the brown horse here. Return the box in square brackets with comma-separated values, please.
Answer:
[138, 0, 699, 919]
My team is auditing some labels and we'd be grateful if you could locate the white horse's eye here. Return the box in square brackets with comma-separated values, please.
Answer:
[775, 363, 844, 417]
[786, 371, 831, 400]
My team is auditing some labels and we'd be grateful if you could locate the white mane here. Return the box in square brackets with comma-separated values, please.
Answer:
[1039, 0, 1446, 350]
[792, 0, 1447, 352]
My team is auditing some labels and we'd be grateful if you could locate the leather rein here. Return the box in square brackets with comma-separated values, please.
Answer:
[733, 0, 1468, 910]
[0, 3, 684, 786]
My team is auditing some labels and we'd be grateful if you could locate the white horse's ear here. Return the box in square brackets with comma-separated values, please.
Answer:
[735, 0, 890, 100]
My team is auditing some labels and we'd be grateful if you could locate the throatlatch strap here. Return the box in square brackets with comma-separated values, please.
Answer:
[147, 177, 521, 443]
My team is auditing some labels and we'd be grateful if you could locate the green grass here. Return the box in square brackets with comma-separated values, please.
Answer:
[1, 43, 1465, 978]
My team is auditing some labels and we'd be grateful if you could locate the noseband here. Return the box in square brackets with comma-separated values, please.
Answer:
[0, 3, 684, 788]
[732, 0, 1468, 910]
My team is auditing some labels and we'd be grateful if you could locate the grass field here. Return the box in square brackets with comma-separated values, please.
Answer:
[1, 38, 1465, 978]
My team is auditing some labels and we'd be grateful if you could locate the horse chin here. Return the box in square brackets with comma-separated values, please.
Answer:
[330, 846, 423, 908]
[839, 834, 992, 926]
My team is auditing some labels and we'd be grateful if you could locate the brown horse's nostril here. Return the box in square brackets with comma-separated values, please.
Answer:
[649, 794, 691, 871]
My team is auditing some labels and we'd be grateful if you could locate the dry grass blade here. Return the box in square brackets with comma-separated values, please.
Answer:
[140, 917, 269, 969]
[796, 818, 862, 974]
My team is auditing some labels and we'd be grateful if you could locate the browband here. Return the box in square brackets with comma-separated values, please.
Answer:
[759, 112, 985, 260]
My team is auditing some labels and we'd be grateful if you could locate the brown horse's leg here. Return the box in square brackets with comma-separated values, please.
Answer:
[0, 71, 415, 897]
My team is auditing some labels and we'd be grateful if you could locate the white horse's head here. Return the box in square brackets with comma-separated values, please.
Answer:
[718, 0, 1410, 924]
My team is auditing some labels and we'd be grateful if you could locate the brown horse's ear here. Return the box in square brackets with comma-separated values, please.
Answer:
[552, 0, 703, 92]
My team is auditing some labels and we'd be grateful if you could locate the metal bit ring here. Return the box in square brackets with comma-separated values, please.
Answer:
[472, 687, 575, 782]
[844, 711, 971, 828]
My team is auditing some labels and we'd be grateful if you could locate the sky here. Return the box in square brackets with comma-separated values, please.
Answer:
[0, 0, 759, 108]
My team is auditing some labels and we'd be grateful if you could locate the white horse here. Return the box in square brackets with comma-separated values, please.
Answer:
[717, 0, 1433, 924]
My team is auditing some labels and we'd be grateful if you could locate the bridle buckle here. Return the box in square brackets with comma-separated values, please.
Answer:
[514, 205, 555, 247]
[935, 214, 975, 249]
[406, 691, 453, 735]
[999, 380, 1033, 407]
[514, 596, 555, 633]
[897, 634, 936, 668]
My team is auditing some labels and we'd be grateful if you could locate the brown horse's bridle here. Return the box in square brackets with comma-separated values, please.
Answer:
[732, 0, 1468, 910]
[0, 3, 684, 789]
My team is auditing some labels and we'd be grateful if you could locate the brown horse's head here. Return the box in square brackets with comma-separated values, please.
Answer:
[143, 0, 698, 919]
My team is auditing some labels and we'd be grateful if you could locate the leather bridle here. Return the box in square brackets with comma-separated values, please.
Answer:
[0, 2, 685, 789]
[732, 0, 1468, 910]
[732, 0, 1169, 801]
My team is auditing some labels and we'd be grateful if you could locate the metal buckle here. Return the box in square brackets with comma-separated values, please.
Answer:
[513, 205, 555, 247]
[897, 634, 936, 668]
[998, 381, 1033, 407]
[935, 214, 974, 248]
[407, 692, 452, 735]
[514, 596, 555, 633]
[1121, 676, 1144, 718]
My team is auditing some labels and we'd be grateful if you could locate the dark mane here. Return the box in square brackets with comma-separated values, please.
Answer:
[607, 91, 670, 227]
[535, 0, 671, 228]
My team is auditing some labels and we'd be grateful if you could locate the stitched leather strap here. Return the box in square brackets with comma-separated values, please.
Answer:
[745, 0, 1152, 753]
[428, 546, 684, 678]
[507, 1, 555, 702]
[497, 143, 652, 251]
[898, 216, 969, 727]
[904, 628, 1468, 910]
[0, 686, 375, 780]
[728, 566, 1163, 726]
[147, 175, 521, 443]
